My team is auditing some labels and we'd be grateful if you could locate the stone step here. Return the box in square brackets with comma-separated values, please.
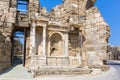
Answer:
[29, 66, 92, 77]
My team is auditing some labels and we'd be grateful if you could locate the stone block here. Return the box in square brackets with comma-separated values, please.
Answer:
[91, 69, 102, 75]
[6, 12, 16, 23]
[0, 10, 4, 16]
[10, 8, 17, 12]
[47, 58, 56, 66]
[0, 21, 3, 26]
[1, 15, 6, 22]
[100, 65, 109, 71]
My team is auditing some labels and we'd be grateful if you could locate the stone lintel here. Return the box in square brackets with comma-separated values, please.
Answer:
[48, 22, 70, 27]
[14, 22, 29, 27]
[37, 16, 49, 22]
[36, 22, 47, 28]
[71, 23, 84, 28]
[48, 26, 69, 32]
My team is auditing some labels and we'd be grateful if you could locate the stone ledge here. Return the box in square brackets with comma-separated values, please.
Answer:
[28, 66, 92, 77]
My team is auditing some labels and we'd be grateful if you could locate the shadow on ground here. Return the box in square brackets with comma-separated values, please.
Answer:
[107, 60, 120, 65]
[0, 56, 23, 75]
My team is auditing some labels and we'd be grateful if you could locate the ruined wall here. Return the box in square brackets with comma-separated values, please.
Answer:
[81, 7, 110, 67]
[63, 0, 96, 16]
[0, 32, 11, 73]
[39, 0, 110, 67]
[28, 0, 40, 18]
[48, 0, 96, 26]
[0, 0, 110, 72]
[0, 0, 16, 72]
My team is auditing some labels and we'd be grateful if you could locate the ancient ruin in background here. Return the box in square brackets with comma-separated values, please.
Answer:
[0, 0, 110, 75]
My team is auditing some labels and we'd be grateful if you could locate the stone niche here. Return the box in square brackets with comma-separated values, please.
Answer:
[68, 28, 83, 66]
[49, 33, 63, 57]
[36, 27, 43, 56]
[69, 28, 79, 56]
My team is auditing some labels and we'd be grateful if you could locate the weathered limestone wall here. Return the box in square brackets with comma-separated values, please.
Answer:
[0, 32, 11, 73]
[82, 7, 110, 67]
[28, 0, 40, 18]
[0, 0, 16, 72]
[63, 0, 96, 16]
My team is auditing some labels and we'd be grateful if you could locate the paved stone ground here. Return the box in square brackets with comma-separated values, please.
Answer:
[0, 60, 120, 80]
[107, 60, 120, 80]
[0, 64, 33, 80]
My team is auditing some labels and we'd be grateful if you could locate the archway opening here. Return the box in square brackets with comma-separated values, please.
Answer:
[12, 31, 25, 66]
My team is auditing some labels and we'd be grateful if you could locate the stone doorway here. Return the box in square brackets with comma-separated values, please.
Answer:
[11, 30, 26, 66]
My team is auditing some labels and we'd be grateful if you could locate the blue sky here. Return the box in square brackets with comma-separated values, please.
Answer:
[40, 0, 120, 46]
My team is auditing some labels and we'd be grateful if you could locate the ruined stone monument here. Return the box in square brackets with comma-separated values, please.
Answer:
[0, 0, 110, 75]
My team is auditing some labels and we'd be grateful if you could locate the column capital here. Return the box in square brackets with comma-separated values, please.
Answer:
[31, 21, 36, 27]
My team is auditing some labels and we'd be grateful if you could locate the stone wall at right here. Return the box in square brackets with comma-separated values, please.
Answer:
[82, 7, 110, 67]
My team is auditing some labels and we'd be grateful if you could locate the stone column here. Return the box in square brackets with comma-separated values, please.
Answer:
[32, 22, 36, 55]
[79, 29, 87, 67]
[78, 32, 83, 65]
[42, 25, 47, 57]
[30, 22, 36, 64]
[79, 32, 83, 48]
[64, 33, 69, 57]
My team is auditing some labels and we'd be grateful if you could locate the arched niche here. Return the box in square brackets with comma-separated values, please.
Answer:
[49, 33, 63, 57]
